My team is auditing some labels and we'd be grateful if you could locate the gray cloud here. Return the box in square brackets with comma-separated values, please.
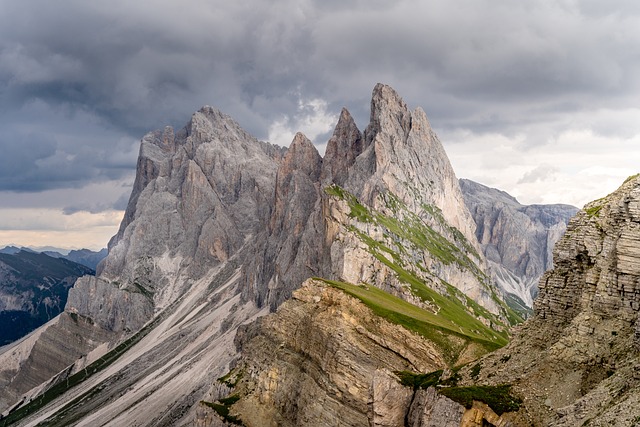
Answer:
[518, 165, 559, 185]
[0, 0, 639, 196]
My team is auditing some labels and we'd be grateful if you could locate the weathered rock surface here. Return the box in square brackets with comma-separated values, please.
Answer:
[230, 280, 446, 427]
[0, 106, 283, 424]
[453, 175, 640, 426]
[460, 179, 577, 307]
[407, 387, 464, 427]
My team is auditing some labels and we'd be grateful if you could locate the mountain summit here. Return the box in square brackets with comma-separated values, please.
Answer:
[1, 84, 518, 426]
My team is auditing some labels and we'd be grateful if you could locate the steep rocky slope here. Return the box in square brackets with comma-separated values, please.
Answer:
[463, 173, 640, 426]
[0, 105, 283, 424]
[0, 251, 94, 346]
[460, 179, 577, 308]
[0, 84, 513, 427]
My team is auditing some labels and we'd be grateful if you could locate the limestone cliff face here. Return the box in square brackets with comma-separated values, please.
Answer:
[362, 86, 479, 246]
[452, 174, 640, 426]
[0, 84, 512, 426]
[460, 179, 577, 307]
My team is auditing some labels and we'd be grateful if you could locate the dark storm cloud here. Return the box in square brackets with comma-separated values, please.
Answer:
[0, 0, 639, 194]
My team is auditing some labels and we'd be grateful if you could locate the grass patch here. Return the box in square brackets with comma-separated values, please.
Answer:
[326, 185, 481, 272]
[439, 384, 522, 415]
[346, 227, 510, 340]
[624, 173, 639, 184]
[217, 368, 243, 388]
[395, 370, 443, 390]
[219, 394, 241, 406]
[317, 278, 506, 364]
[585, 204, 603, 218]
[470, 363, 482, 380]
[201, 400, 243, 425]
[395, 369, 521, 415]
[325, 185, 521, 328]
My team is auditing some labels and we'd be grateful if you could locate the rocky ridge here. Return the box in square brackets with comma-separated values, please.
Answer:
[460, 179, 577, 308]
[0, 84, 515, 426]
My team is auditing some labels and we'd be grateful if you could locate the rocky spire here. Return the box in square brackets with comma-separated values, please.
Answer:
[257, 132, 324, 310]
[321, 108, 365, 186]
[365, 83, 413, 144]
[360, 83, 481, 256]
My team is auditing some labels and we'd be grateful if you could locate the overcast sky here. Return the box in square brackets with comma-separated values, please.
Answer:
[1, 0, 639, 250]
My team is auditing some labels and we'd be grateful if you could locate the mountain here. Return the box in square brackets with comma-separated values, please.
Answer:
[0, 247, 36, 255]
[459, 179, 578, 309]
[0, 251, 94, 346]
[0, 247, 107, 271]
[0, 84, 517, 426]
[63, 249, 108, 270]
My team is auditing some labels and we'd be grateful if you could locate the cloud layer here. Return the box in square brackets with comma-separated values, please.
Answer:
[1, 0, 639, 247]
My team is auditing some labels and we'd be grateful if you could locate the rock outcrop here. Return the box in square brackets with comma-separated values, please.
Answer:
[460, 179, 577, 308]
[230, 280, 445, 427]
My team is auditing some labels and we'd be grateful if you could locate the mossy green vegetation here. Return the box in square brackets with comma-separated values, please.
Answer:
[217, 368, 244, 388]
[439, 384, 522, 415]
[325, 184, 522, 328]
[326, 184, 479, 270]
[318, 278, 506, 364]
[396, 370, 444, 390]
[201, 397, 243, 425]
[470, 363, 482, 380]
[395, 370, 521, 416]
[623, 173, 639, 184]
[585, 204, 603, 218]
[395, 369, 462, 389]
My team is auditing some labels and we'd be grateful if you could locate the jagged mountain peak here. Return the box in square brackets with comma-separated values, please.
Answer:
[283, 132, 322, 179]
[367, 83, 412, 138]
[321, 107, 365, 185]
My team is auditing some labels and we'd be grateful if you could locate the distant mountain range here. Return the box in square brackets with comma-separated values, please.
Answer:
[0, 246, 107, 270]
[0, 251, 95, 346]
